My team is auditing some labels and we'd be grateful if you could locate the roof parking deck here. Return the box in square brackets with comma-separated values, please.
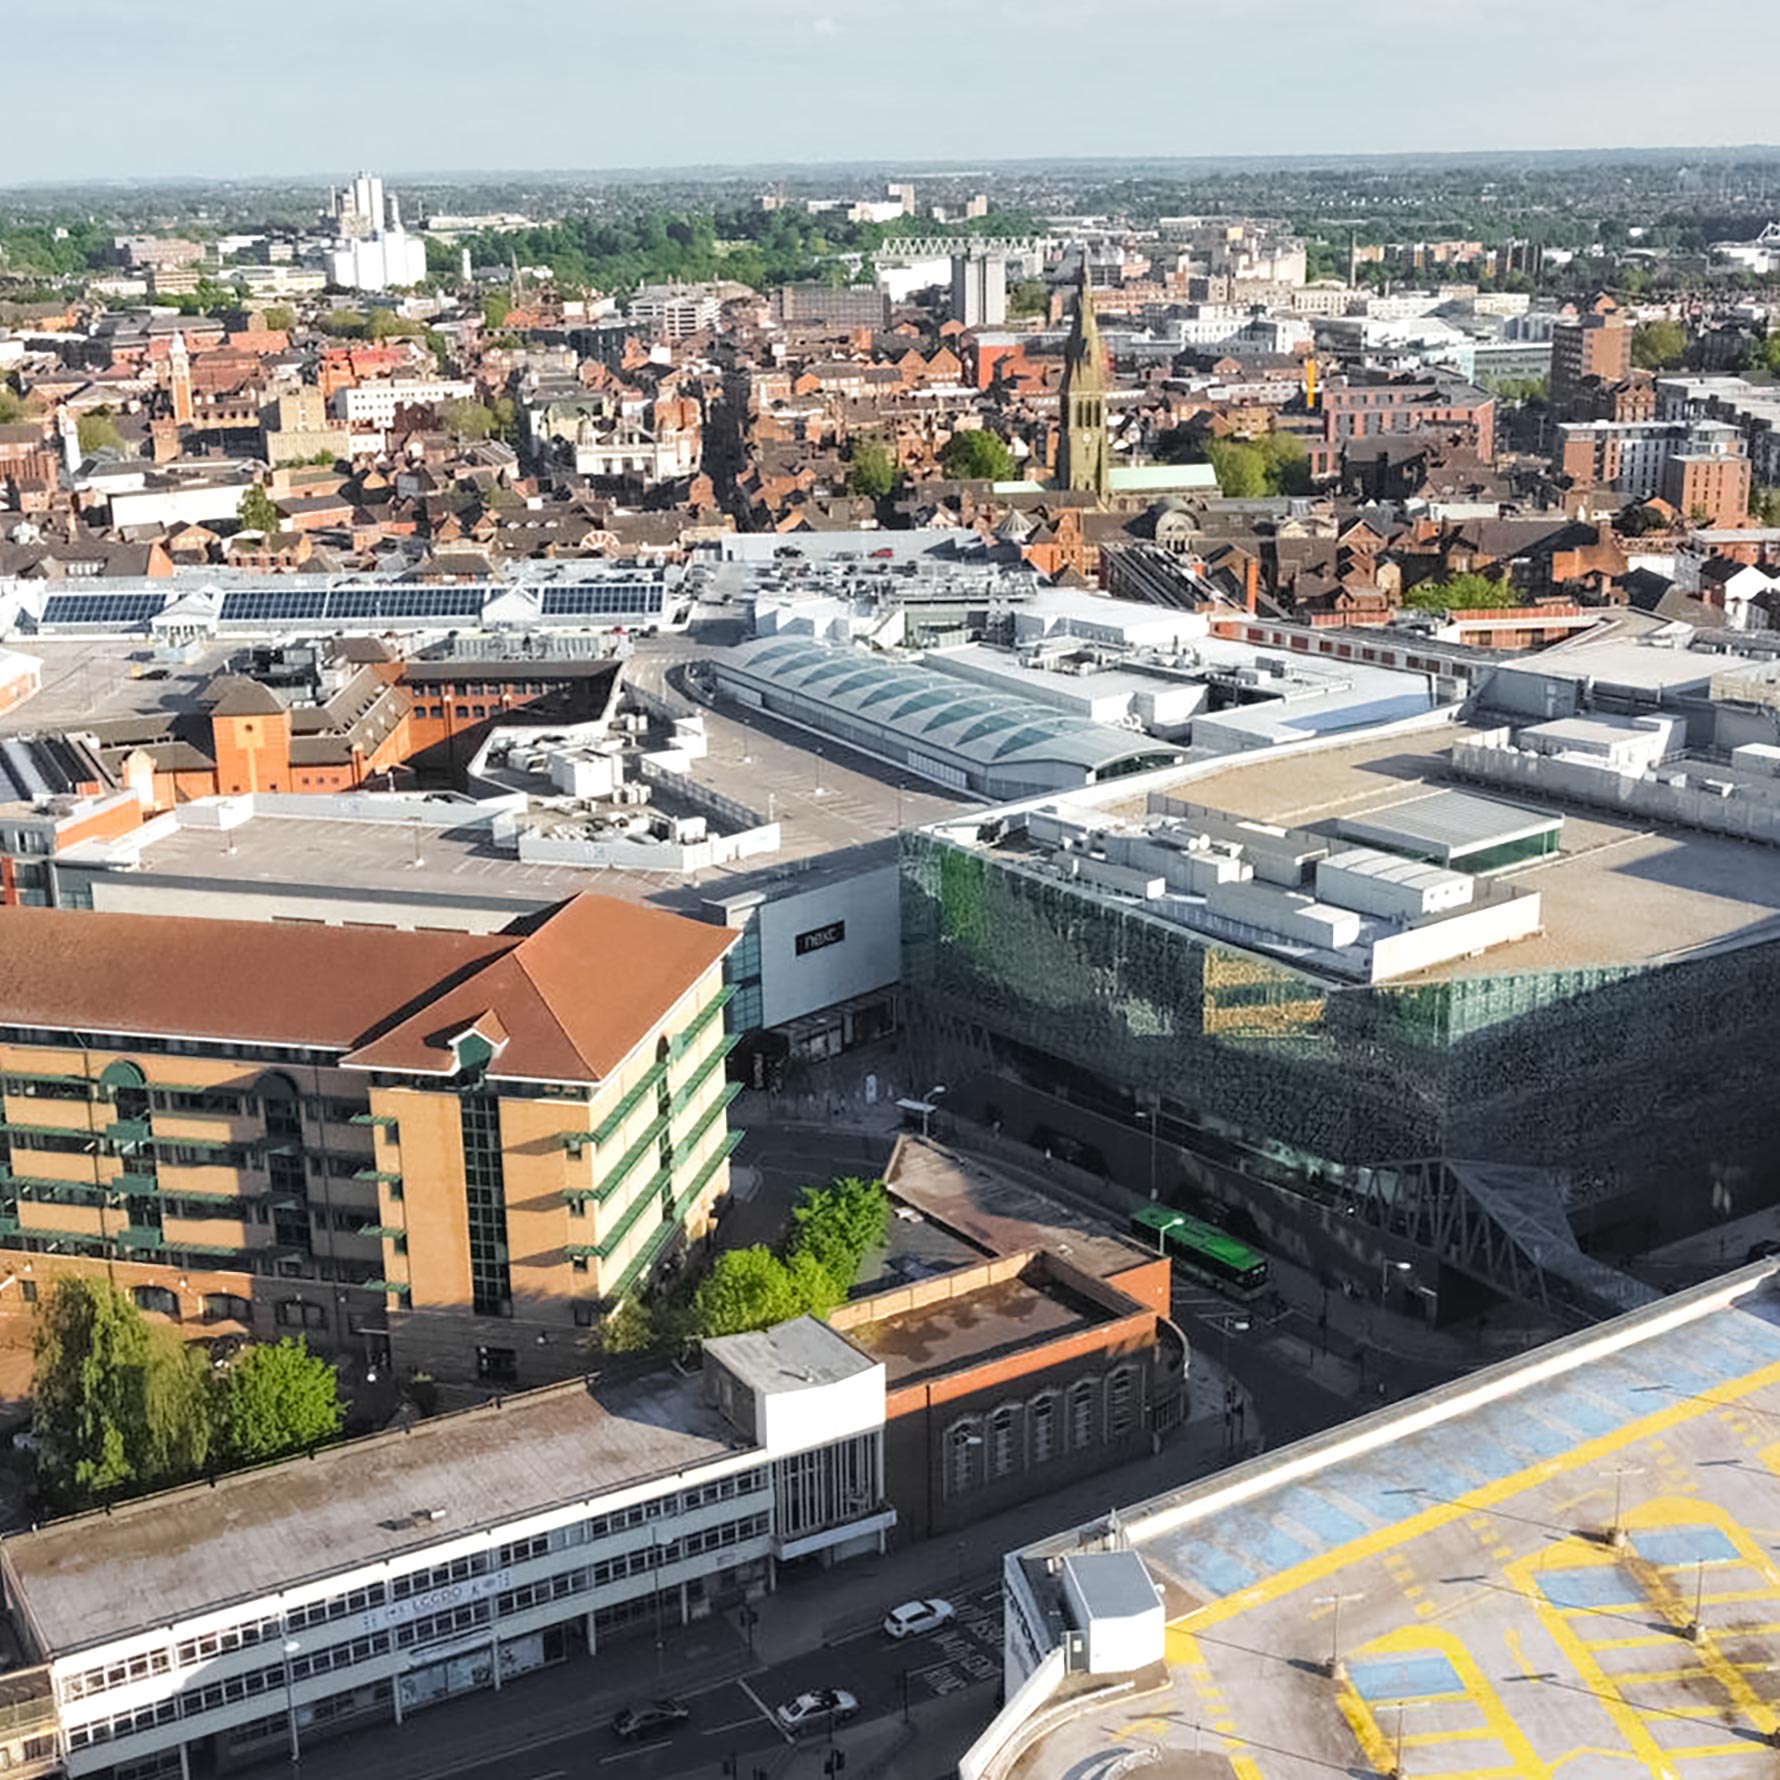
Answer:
[1012, 1263, 1780, 1780]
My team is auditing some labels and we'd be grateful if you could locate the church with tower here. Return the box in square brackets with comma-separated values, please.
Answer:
[1047, 273, 1215, 512]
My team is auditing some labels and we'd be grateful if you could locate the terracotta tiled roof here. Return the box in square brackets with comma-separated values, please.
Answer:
[0, 895, 735, 1085]
[343, 896, 736, 1082]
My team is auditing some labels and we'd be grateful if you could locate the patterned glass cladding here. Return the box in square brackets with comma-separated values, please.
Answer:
[899, 832, 1780, 1177]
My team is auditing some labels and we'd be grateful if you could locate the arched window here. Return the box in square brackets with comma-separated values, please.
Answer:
[1068, 1378, 1098, 1451]
[133, 1284, 180, 1319]
[988, 1405, 1018, 1479]
[1028, 1392, 1058, 1466]
[946, 1419, 982, 1496]
[202, 1292, 251, 1324]
[1107, 1366, 1137, 1439]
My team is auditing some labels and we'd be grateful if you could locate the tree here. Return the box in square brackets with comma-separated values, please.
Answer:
[1402, 571, 1515, 612]
[237, 485, 281, 534]
[31, 1279, 211, 1509]
[1204, 440, 1269, 499]
[594, 1297, 657, 1355]
[1750, 334, 1780, 376]
[1255, 430, 1311, 496]
[691, 1247, 805, 1338]
[1008, 279, 1048, 320]
[261, 305, 297, 335]
[1750, 485, 1780, 527]
[76, 410, 124, 455]
[938, 427, 1016, 482]
[481, 293, 512, 330]
[215, 1338, 342, 1466]
[0, 385, 26, 424]
[442, 399, 497, 441]
[785, 1175, 888, 1297]
[846, 439, 898, 501]
[1632, 320, 1687, 372]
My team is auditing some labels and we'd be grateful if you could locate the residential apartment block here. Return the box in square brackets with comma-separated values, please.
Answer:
[1549, 311, 1633, 419]
[0, 895, 739, 1388]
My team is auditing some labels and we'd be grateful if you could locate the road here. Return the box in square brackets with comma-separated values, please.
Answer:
[279, 1575, 1005, 1780]
[483, 1580, 1003, 1780]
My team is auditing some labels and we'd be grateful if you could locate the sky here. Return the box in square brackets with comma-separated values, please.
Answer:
[8, 0, 1779, 185]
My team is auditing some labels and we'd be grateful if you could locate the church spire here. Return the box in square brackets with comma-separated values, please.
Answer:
[1058, 269, 1109, 499]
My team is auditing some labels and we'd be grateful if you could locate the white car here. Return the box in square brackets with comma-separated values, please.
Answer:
[882, 1598, 955, 1640]
[776, 1689, 858, 1730]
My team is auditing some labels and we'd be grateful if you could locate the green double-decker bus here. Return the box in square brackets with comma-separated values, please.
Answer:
[1130, 1204, 1270, 1301]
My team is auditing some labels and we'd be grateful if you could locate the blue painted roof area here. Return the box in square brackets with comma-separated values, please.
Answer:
[1138, 1292, 1780, 1607]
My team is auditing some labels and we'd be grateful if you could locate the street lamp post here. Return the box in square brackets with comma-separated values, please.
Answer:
[1314, 1592, 1362, 1682]
[281, 1637, 302, 1767]
[921, 1084, 947, 1140]
[1152, 1212, 1186, 1258]
[1135, 1105, 1160, 1202]
[1379, 1255, 1411, 1303]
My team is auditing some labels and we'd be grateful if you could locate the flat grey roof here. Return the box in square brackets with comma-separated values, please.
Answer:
[1062, 1550, 1162, 1622]
[3, 1369, 744, 1657]
[1338, 788, 1561, 859]
[704, 1315, 878, 1394]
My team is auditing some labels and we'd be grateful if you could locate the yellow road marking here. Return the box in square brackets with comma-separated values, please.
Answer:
[1170, 1354, 1780, 1637]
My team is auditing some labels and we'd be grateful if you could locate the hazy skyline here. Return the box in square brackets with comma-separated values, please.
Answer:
[8, 0, 1779, 186]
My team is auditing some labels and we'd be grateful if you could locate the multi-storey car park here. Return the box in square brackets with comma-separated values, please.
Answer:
[0, 893, 741, 1391]
[967, 1259, 1780, 1780]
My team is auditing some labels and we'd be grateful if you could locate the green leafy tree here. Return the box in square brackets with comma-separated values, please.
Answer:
[1403, 571, 1515, 612]
[481, 294, 512, 330]
[76, 410, 124, 455]
[237, 485, 282, 534]
[319, 310, 368, 339]
[785, 1175, 888, 1296]
[846, 439, 898, 501]
[594, 1297, 657, 1355]
[1255, 431, 1311, 496]
[1632, 320, 1687, 372]
[215, 1338, 342, 1466]
[1750, 485, 1780, 527]
[31, 1279, 211, 1508]
[691, 1247, 804, 1338]
[1204, 440, 1269, 499]
[0, 385, 27, 424]
[442, 399, 497, 441]
[1008, 279, 1049, 319]
[1751, 334, 1780, 376]
[261, 305, 297, 335]
[938, 428, 1016, 482]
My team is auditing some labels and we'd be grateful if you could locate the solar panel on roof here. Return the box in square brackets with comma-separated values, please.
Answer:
[40, 594, 168, 628]
[219, 590, 329, 623]
[539, 584, 666, 617]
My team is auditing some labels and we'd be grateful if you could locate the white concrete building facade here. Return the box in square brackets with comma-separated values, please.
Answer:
[1, 1321, 891, 1780]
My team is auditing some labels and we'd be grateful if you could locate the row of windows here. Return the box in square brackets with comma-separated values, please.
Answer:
[391, 1554, 487, 1601]
[395, 1600, 491, 1651]
[173, 1616, 280, 1668]
[497, 1568, 590, 1617]
[177, 1658, 283, 1720]
[67, 1696, 178, 1749]
[945, 1370, 1139, 1496]
[288, 1632, 390, 1682]
[287, 1583, 385, 1631]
